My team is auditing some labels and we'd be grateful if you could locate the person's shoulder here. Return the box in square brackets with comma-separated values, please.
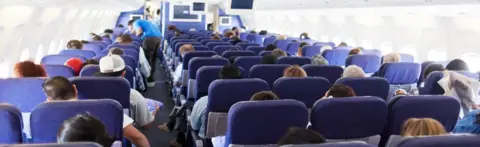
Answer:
[123, 114, 134, 128]
[130, 89, 144, 98]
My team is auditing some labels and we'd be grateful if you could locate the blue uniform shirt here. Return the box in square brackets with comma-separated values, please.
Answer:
[133, 19, 161, 39]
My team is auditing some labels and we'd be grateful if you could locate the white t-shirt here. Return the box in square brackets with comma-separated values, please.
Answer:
[123, 114, 134, 128]
[129, 89, 154, 126]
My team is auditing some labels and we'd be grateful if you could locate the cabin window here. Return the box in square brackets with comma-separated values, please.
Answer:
[361, 40, 373, 49]
[20, 48, 30, 61]
[0, 61, 10, 78]
[48, 40, 57, 55]
[379, 42, 393, 55]
[427, 50, 447, 62]
[35, 44, 44, 64]
[401, 45, 418, 61]
[320, 36, 329, 42]
[461, 53, 480, 72]
[57, 38, 65, 52]
[332, 36, 342, 46]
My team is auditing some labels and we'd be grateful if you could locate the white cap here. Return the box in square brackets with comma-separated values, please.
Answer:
[99, 55, 125, 73]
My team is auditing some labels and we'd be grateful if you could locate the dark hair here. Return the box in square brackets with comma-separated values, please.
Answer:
[265, 44, 277, 51]
[271, 49, 286, 58]
[446, 59, 469, 71]
[109, 48, 124, 56]
[423, 64, 445, 80]
[104, 29, 114, 34]
[219, 64, 242, 79]
[277, 127, 326, 146]
[116, 34, 133, 44]
[250, 31, 257, 34]
[230, 36, 242, 45]
[67, 40, 83, 49]
[232, 27, 238, 30]
[118, 24, 124, 28]
[259, 30, 268, 35]
[93, 69, 125, 77]
[250, 91, 279, 101]
[128, 20, 135, 26]
[13, 61, 47, 78]
[261, 54, 277, 64]
[211, 35, 221, 40]
[82, 59, 99, 69]
[43, 76, 76, 100]
[299, 42, 309, 48]
[156, 9, 161, 15]
[228, 56, 237, 64]
[167, 25, 177, 31]
[58, 114, 114, 147]
[327, 84, 356, 98]
[476, 113, 480, 124]
[299, 32, 310, 40]
[92, 35, 103, 41]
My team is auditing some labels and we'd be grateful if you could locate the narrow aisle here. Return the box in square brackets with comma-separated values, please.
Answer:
[141, 61, 176, 147]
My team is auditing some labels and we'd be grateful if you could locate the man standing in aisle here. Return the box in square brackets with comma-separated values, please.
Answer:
[132, 19, 162, 87]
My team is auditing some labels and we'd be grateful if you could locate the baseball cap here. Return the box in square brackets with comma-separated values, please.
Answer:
[94, 55, 125, 76]
[64, 58, 83, 76]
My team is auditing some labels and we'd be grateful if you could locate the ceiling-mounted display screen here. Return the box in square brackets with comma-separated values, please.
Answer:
[169, 3, 201, 22]
[192, 2, 205, 11]
[231, 0, 254, 9]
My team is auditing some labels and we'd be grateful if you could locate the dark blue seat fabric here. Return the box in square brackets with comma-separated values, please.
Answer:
[249, 64, 290, 88]
[196, 37, 211, 42]
[106, 44, 139, 52]
[280, 142, 375, 147]
[4, 143, 103, 147]
[399, 53, 414, 62]
[0, 78, 47, 112]
[421, 71, 444, 95]
[195, 66, 222, 101]
[82, 43, 103, 53]
[302, 65, 344, 83]
[44, 65, 75, 78]
[313, 42, 335, 47]
[254, 35, 265, 45]
[208, 79, 270, 113]
[246, 46, 266, 55]
[302, 46, 322, 58]
[207, 42, 232, 50]
[78, 65, 135, 88]
[263, 37, 276, 46]
[237, 43, 259, 50]
[379, 63, 421, 84]
[172, 39, 196, 49]
[188, 57, 230, 80]
[234, 56, 263, 77]
[246, 34, 256, 43]
[418, 61, 435, 87]
[175, 42, 202, 57]
[226, 100, 308, 146]
[322, 49, 349, 66]
[273, 77, 331, 108]
[200, 39, 223, 45]
[222, 51, 256, 59]
[336, 77, 390, 100]
[193, 46, 209, 51]
[69, 77, 130, 109]
[41, 55, 86, 65]
[277, 57, 311, 66]
[396, 135, 480, 147]
[286, 42, 301, 55]
[311, 97, 387, 140]
[275, 40, 292, 51]
[362, 49, 382, 57]
[97, 49, 139, 62]
[59, 50, 96, 59]
[170, 36, 190, 44]
[259, 51, 272, 56]
[345, 55, 381, 73]
[0, 104, 23, 144]
[30, 100, 123, 143]
[182, 51, 217, 70]
[240, 33, 248, 41]
[212, 45, 240, 55]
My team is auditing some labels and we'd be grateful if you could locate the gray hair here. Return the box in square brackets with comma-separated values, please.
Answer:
[342, 65, 366, 78]
[383, 53, 401, 63]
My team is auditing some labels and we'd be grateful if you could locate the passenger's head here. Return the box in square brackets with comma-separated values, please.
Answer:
[272, 49, 287, 58]
[277, 35, 287, 40]
[265, 44, 277, 51]
[311, 54, 329, 65]
[82, 59, 99, 69]
[423, 64, 445, 80]
[128, 20, 135, 30]
[64, 58, 84, 76]
[349, 48, 362, 56]
[219, 64, 242, 79]
[338, 42, 348, 47]
[58, 114, 114, 147]
[94, 55, 126, 77]
[249, 31, 257, 34]
[67, 40, 83, 49]
[296, 42, 309, 56]
[402, 118, 447, 137]
[108, 48, 124, 56]
[342, 65, 366, 78]
[231, 36, 241, 41]
[277, 127, 326, 146]
[299, 42, 309, 48]
[225, 31, 236, 38]
[167, 25, 177, 31]
[43, 76, 77, 101]
[103, 29, 114, 34]
[179, 44, 195, 56]
[116, 34, 133, 44]
[13, 61, 47, 78]
[383, 53, 401, 64]
[211, 35, 221, 40]
[261, 54, 277, 64]
[299, 32, 309, 40]
[259, 30, 268, 35]
[250, 91, 280, 101]
[446, 59, 469, 71]
[325, 84, 356, 98]
[283, 65, 307, 78]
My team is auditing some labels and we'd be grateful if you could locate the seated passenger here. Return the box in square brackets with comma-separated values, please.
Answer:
[453, 109, 480, 134]
[116, 34, 151, 89]
[348, 48, 362, 56]
[67, 40, 83, 49]
[342, 65, 366, 78]
[230, 36, 243, 45]
[43, 76, 150, 147]
[90, 34, 103, 42]
[311, 54, 329, 65]
[93, 55, 160, 128]
[371, 52, 401, 77]
[173, 44, 195, 87]
[265, 44, 277, 51]
[261, 54, 277, 64]
[299, 32, 310, 40]
[283, 65, 307, 78]
[249, 31, 257, 34]
[324, 84, 356, 98]
[58, 114, 114, 147]
[126, 20, 136, 34]
[64, 58, 84, 76]
[259, 30, 268, 35]
[402, 118, 447, 137]
[271, 49, 287, 58]
[420, 64, 445, 87]
[277, 35, 287, 40]
[108, 47, 124, 56]
[446, 59, 469, 71]
[104, 29, 114, 36]
[13, 61, 47, 78]
[211, 35, 221, 40]
[295, 42, 309, 57]
[277, 127, 326, 146]
[337, 42, 348, 47]
[224, 31, 236, 38]
[81, 59, 99, 70]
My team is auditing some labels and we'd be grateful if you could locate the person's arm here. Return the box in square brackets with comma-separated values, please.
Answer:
[123, 124, 150, 147]
[136, 27, 143, 36]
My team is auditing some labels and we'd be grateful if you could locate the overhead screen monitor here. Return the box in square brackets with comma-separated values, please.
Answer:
[130, 14, 144, 21]
[231, 0, 254, 9]
[191, 2, 207, 14]
[225, 0, 255, 15]
[170, 3, 201, 22]
[219, 16, 232, 26]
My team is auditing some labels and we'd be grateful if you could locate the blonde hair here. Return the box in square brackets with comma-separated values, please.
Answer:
[283, 65, 307, 78]
[383, 53, 401, 63]
[179, 44, 195, 56]
[349, 48, 362, 56]
[401, 118, 447, 137]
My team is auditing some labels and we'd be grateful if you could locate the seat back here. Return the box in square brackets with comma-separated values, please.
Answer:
[273, 77, 331, 108]
[280, 142, 374, 147]
[59, 50, 96, 59]
[322, 49, 349, 66]
[41, 55, 86, 65]
[400, 53, 415, 62]
[0, 104, 22, 144]
[237, 43, 260, 50]
[275, 40, 292, 51]
[200, 39, 223, 45]
[313, 42, 335, 47]
[44, 65, 75, 78]
[246, 34, 256, 43]
[302, 65, 343, 83]
[246, 46, 266, 55]
[99, 49, 139, 62]
[195, 66, 222, 100]
[212, 45, 240, 55]
[345, 55, 381, 73]
[286, 42, 301, 55]
[249, 64, 290, 88]
[5, 142, 104, 147]
[263, 37, 276, 46]
[418, 61, 435, 86]
[336, 77, 390, 100]
[187, 57, 229, 99]
[182, 51, 217, 70]
[0, 78, 47, 112]
[193, 45, 209, 51]
[222, 51, 256, 59]
[106, 44, 138, 51]
[277, 57, 311, 66]
[234, 56, 263, 77]
[82, 43, 103, 53]
[302, 46, 322, 58]
[362, 49, 382, 57]
[254, 35, 265, 45]
[259, 51, 272, 56]
[226, 100, 309, 147]
[311, 97, 387, 145]
[421, 71, 444, 95]
[396, 135, 480, 147]
[207, 42, 232, 50]
[78, 65, 135, 88]
[380, 62, 421, 84]
[31, 100, 123, 143]
[69, 77, 130, 109]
